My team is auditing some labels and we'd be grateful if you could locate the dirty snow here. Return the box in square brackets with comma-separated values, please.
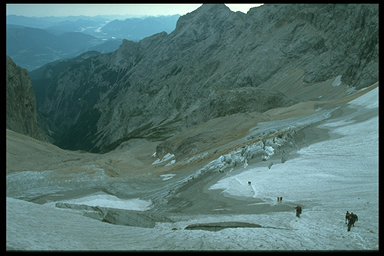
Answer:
[6, 88, 378, 250]
[44, 192, 153, 211]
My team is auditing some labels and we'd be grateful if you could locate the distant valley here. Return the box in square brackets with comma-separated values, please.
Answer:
[6, 14, 179, 71]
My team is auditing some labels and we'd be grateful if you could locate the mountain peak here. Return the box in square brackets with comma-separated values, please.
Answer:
[173, 4, 233, 35]
[197, 3, 231, 13]
[28, 4, 378, 153]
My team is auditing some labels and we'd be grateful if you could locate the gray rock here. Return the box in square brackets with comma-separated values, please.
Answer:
[55, 202, 172, 228]
[6, 57, 46, 140]
[30, 4, 378, 152]
[185, 221, 262, 231]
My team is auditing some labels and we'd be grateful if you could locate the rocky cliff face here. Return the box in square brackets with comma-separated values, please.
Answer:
[7, 57, 45, 140]
[30, 4, 378, 153]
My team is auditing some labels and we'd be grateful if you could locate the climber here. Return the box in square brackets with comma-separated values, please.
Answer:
[295, 205, 302, 217]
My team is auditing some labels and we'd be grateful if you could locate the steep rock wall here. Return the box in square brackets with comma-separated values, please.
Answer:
[7, 57, 45, 140]
[30, 4, 378, 152]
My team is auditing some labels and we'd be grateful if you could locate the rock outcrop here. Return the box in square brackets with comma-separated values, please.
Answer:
[30, 4, 378, 153]
[6, 57, 45, 140]
[55, 202, 172, 228]
[185, 222, 262, 231]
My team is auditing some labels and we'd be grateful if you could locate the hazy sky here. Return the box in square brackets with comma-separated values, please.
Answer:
[6, 4, 263, 18]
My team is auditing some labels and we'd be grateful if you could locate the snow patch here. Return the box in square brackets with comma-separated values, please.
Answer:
[165, 159, 176, 166]
[160, 174, 176, 181]
[46, 192, 152, 211]
[265, 146, 274, 156]
[332, 75, 342, 87]
[152, 153, 176, 166]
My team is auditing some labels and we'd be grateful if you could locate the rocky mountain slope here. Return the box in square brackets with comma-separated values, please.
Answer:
[30, 4, 378, 153]
[6, 57, 45, 140]
[6, 84, 378, 250]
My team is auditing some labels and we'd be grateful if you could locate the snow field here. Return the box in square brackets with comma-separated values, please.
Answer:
[8, 196, 376, 250]
[208, 87, 378, 249]
[6, 88, 378, 250]
[44, 192, 153, 211]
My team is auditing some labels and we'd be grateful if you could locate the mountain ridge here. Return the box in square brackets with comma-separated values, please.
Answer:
[30, 4, 378, 153]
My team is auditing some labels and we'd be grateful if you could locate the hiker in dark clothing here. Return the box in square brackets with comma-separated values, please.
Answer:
[295, 205, 302, 217]
[351, 212, 358, 227]
[345, 211, 350, 224]
[347, 212, 358, 231]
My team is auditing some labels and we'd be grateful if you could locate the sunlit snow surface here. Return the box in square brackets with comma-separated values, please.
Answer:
[208, 87, 378, 249]
[45, 192, 153, 211]
[6, 88, 378, 250]
[209, 90, 378, 203]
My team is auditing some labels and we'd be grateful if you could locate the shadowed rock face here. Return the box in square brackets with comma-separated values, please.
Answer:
[30, 4, 378, 153]
[185, 222, 262, 231]
[6, 57, 45, 140]
[55, 202, 172, 228]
